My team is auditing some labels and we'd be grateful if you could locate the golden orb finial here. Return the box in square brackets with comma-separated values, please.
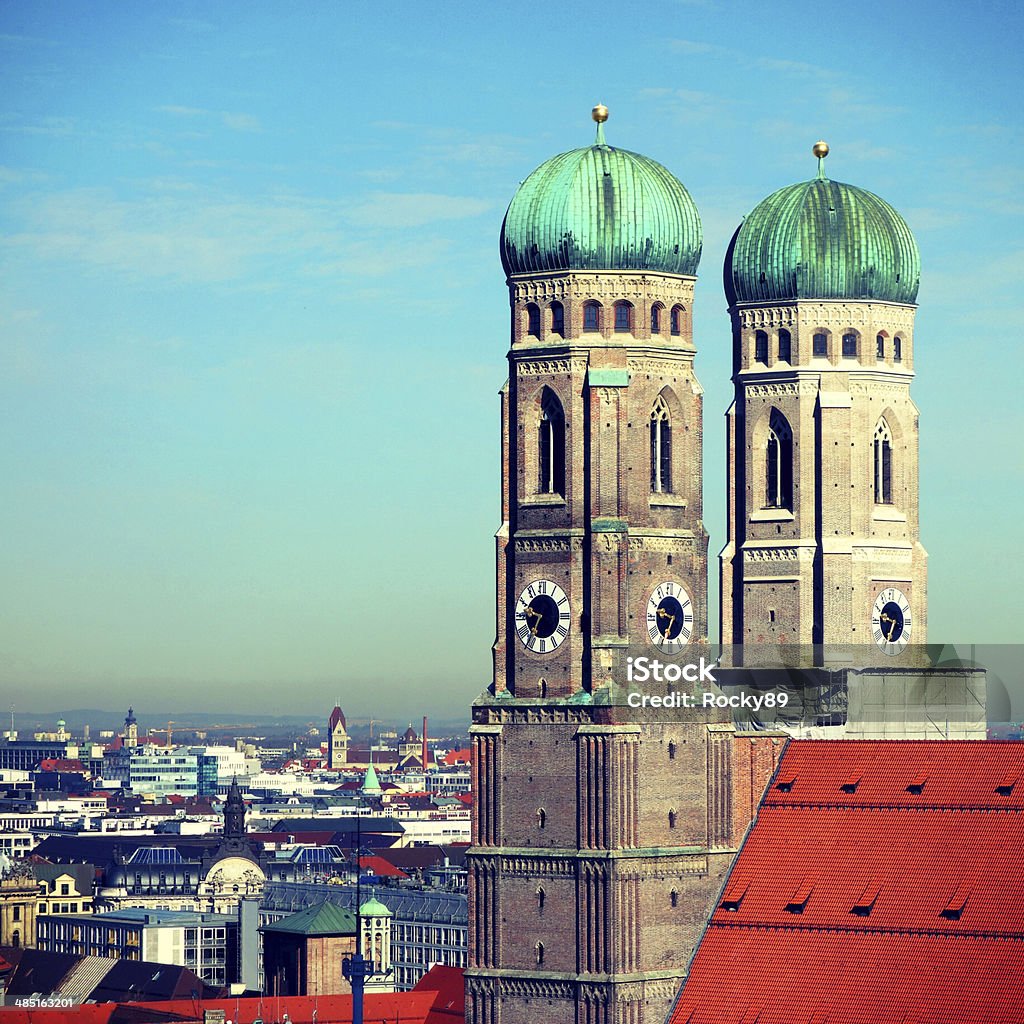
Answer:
[813, 140, 830, 158]
[592, 104, 609, 123]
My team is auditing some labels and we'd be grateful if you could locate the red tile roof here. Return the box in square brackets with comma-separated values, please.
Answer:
[38, 758, 86, 772]
[414, 963, 466, 1021]
[443, 748, 472, 765]
[669, 740, 1024, 1024]
[360, 854, 409, 879]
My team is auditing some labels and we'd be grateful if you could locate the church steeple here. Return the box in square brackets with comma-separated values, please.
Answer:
[124, 706, 138, 749]
[720, 142, 925, 658]
[223, 776, 246, 842]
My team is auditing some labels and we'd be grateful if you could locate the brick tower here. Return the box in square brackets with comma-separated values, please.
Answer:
[719, 143, 927, 662]
[466, 107, 744, 1024]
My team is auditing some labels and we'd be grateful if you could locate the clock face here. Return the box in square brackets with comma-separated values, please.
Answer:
[872, 587, 911, 655]
[515, 579, 570, 654]
[646, 582, 694, 650]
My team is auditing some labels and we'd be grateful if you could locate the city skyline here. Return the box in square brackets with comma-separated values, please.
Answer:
[1, 0, 1021, 717]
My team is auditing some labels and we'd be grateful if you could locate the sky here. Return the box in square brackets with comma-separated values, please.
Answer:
[1, 0, 1021, 721]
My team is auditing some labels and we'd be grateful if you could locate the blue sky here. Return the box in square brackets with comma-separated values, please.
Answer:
[1, 0, 1021, 719]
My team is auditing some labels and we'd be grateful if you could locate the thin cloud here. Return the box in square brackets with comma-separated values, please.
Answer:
[167, 17, 217, 33]
[0, 115, 75, 137]
[346, 193, 491, 229]
[668, 38, 732, 57]
[2, 187, 345, 284]
[156, 105, 262, 133]
[222, 112, 262, 133]
[156, 104, 209, 117]
[756, 56, 828, 77]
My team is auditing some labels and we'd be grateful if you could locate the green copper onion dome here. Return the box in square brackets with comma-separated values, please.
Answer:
[501, 107, 702, 278]
[725, 143, 920, 306]
[359, 897, 392, 918]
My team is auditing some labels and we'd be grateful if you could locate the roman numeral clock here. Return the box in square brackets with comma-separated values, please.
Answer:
[515, 579, 570, 655]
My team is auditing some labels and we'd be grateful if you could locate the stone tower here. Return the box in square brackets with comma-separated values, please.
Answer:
[466, 109, 742, 1024]
[124, 706, 138, 748]
[223, 775, 247, 846]
[719, 144, 926, 662]
[328, 705, 349, 768]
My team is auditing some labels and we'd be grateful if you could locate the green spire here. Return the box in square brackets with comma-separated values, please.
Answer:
[362, 762, 381, 794]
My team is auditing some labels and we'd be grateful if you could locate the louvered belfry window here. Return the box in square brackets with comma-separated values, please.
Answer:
[650, 395, 672, 494]
[539, 388, 566, 496]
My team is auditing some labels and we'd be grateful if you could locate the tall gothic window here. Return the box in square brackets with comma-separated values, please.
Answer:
[874, 418, 893, 504]
[551, 301, 564, 337]
[670, 305, 683, 336]
[842, 332, 858, 358]
[614, 301, 632, 332]
[538, 388, 565, 496]
[651, 304, 662, 334]
[755, 330, 769, 363]
[894, 336, 903, 362]
[778, 329, 791, 363]
[527, 303, 540, 338]
[583, 301, 600, 332]
[650, 394, 672, 494]
[765, 410, 793, 509]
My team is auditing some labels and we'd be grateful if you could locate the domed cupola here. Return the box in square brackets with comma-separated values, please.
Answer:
[725, 142, 920, 306]
[500, 106, 702, 278]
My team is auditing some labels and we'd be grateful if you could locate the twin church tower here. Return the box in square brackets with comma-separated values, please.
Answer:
[494, 107, 924, 681]
[467, 107, 926, 1024]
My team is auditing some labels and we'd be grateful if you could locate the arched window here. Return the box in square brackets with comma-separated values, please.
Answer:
[755, 330, 769, 363]
[778, 329, 791, 363]
[651, 304, 662, 334]
[538, 388, 565, 496]
[874, 419, 893, 504]
[766, 410, 793, 510]
[583, 301, 601, 332]
[668, 809, 677, 829]
[668, 740, 677, 761]
[876, 334, 885, 360]
[537, 807, 547, 829]
[537, 887, 545, 912]
[842, 332, 858, 358]
[670, 889, 679, 908]
[813, 332, 828, 357]
[670, 305, 683, 336]
[551, 301, 564, 337]
[650, 395, 672, 494]
[536, 942, 545, 965]
[526, 303, 540, 338]
[894, 336, 903, 362]
[614, 301, 632, 333]
[11, 931, 20, 949]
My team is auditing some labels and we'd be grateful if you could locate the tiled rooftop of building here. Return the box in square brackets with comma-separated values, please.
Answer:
[668, 740, 1024, 1024]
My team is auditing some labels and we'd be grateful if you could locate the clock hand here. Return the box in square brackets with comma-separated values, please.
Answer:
[887, 617, 899, 642]
[525, 604, 543, 635]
